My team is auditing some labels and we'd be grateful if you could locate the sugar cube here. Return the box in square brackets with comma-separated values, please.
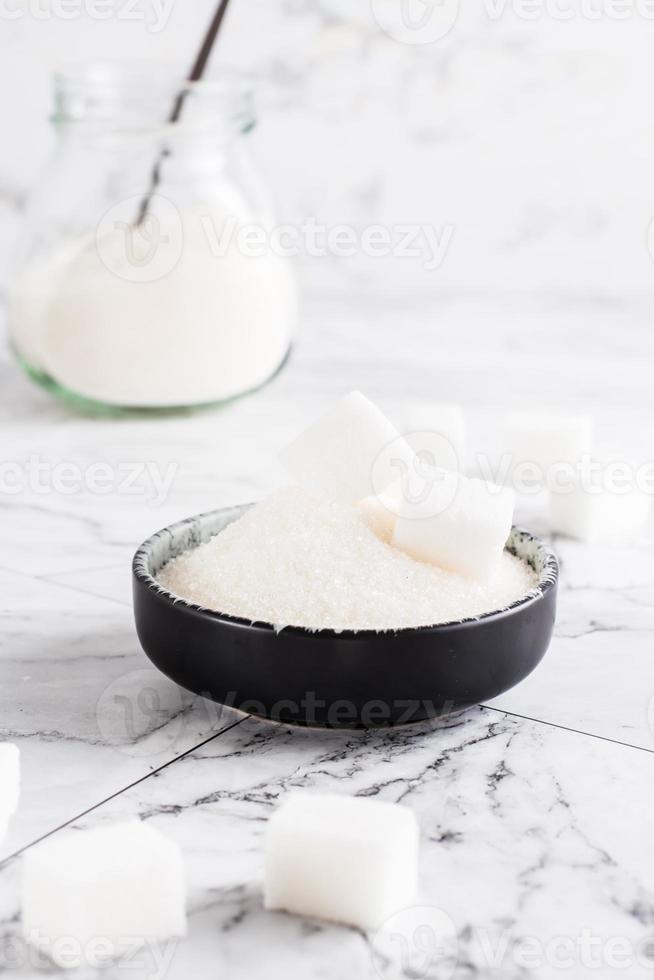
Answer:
[404, 402, 466, 471]
[278, 391, 413, 504]
[504, 411, 593, 473]
[0, 743, 20, 828]
[392, 468, 515, 578]
[22, 821, 186, 968]
[356, 482, 402, 543]
[264, 793, 419, 931]
[549, 481, 651, 544]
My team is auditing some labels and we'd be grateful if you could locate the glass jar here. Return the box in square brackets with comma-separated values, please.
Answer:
[8, 64, 298, 412]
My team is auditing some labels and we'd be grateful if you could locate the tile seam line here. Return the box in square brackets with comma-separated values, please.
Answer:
[482, 704, 654, 754]
[3, 705, 651, 868]
[46, 562, 129, 577]
[34, 576, 132, 608]
[0, 715, 249, 869]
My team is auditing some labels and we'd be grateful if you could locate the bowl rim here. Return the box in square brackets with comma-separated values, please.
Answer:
[133, 504, 559, 639]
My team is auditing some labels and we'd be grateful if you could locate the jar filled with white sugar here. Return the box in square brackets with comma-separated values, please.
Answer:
[8, 64, 298, 411]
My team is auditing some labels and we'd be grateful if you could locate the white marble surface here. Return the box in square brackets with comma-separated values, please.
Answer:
[1, 292, 654, 977]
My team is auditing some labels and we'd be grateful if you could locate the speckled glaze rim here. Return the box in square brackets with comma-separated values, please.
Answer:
[133, 504, 559, 638]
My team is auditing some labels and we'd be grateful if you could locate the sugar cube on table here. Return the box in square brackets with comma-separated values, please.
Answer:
[403, 401, 466, 471]
[279, 391, 413, 504]
[504, 411, 593, 473]
[0, 743, 20, 843]
[392, 468, 515, 579]
[264, 793, 419, 932]
[22, 821, 186, 968]
[549, 482, 651, 544]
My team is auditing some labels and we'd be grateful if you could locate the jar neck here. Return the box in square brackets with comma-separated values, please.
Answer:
[53, 63, 255, 146]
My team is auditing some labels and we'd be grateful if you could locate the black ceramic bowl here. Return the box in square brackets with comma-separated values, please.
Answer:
[132, 505, 558, 729]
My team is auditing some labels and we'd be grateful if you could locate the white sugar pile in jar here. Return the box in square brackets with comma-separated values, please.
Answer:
[10, 204, 297, 408]
[158, 487, 537, 632]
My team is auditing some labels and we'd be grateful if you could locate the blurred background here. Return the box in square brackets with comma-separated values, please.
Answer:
[2, 0, 654, 300]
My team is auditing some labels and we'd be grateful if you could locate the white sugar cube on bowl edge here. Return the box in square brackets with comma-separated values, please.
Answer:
[391, 469, 516, 580]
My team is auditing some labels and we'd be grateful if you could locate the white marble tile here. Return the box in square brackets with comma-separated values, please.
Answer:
[487, 532, 654, 750]
[0, 567, 239, 861]
[3, 708, 654, 979]
[47, 565, 132, 608]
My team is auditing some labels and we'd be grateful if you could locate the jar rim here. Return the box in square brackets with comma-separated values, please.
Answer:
[53, 61, 255, 137]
